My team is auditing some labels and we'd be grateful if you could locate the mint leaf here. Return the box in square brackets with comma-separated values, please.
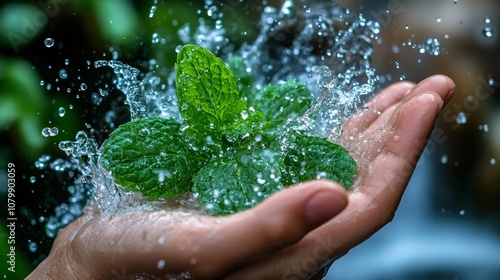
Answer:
[281, 133, 357, 189]
[101, 116, 203, 199]
[100, 45, 357, 215]
[228, 57, 254, 99]
[249, 79, 313, 128]
[221, 109, 270, 145]
[175, 45, 248, 137]
[193, 150, 283, 215]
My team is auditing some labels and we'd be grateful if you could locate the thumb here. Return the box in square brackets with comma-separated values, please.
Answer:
[199, 180, 348, 277]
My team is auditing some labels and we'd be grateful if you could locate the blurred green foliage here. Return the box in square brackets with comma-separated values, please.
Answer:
[0, 57, 47, 157]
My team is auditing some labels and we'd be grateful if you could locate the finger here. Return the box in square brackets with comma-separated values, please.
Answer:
[341, 81, 415, 138]
[80, 181, 347, 279]
[200, 180, 347, 277]
[318, 75, 456, 248]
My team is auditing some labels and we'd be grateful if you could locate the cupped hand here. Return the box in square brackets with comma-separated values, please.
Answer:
[28, 75, 455, 280]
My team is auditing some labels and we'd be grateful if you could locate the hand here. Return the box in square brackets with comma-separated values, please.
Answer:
[28, 75, 455, 280]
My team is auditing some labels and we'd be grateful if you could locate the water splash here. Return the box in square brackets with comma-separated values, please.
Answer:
[44, 0, 383, 235]
[93, 60, 180, 122]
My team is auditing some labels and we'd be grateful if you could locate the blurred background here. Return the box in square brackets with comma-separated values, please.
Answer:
[0, 0, 498, 279]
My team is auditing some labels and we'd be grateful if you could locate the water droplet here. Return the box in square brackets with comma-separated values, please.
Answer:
[456, 112, 467, 124]
[140, 128, 150, 136]
[453, 0, 458, 4]
[149, 5, 157, 18]
[421, 38, 441, 56]
[158, 235, 165, 244]
[485, 17, 491, 24]
[459, 210, 465, 216]
[391, 44, 400, 54]
[35, 155, 51, 169]
[64, 59, 70, 65]
[58, 107, 66, 117]
[215, 19, 223, 30]
[59, 69, 68, 79]
[479, 124, 489, 133]
[80, 83, 87, 91]
[29, 241, 38, 252]
[441, 155, 448, 164]
[42, 127, 59, 137]
[483, 27, 493, 38]
[316, 171, 328, 179]
[30, 176, 36, 183]
[436, 17, 442, 23]
[205, 135, 214, 145]
[152, 33, 160, 44]
[491, 158, 497, 165]
[44, 38, 54, 47]
[157, 260, 165, 270]
[241, 110, 249, 120]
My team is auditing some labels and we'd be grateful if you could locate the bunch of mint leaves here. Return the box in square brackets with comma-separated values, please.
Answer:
[100, 45, 356, 215]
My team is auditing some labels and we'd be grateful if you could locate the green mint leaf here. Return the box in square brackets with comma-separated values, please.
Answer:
[175, 45, 248, 137]
[281, 133, 357, 189]
[193, 150, 283, 215]
[101, 116, 203, 199]
[221, 109, 269, 144]
[249, 79, 313, 129]
[228, 57, 254, 99]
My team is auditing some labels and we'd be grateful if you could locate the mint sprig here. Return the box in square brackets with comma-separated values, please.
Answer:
[101, 45, 357, 215]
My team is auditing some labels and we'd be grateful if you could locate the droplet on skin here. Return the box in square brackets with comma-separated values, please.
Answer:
[158, 235, 165, 244]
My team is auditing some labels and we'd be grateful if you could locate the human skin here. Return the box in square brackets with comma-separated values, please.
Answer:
[28, 75, 455, 280]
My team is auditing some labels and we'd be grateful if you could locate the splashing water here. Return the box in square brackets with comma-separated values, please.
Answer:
[42, 0, 382, 239]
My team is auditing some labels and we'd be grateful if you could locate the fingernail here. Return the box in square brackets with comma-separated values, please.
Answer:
[306, 191, 347, 227]
[444, 89, 455, 104]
